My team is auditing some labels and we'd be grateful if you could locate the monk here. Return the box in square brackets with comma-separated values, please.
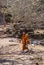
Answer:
[22, 32, 29, 52]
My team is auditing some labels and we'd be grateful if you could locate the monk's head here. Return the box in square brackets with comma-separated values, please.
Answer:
[22, 31, 25, 35]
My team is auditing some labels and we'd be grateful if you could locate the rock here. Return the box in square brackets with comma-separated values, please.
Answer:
[0, 0, 44, 29]
[2, 62, 12, 65]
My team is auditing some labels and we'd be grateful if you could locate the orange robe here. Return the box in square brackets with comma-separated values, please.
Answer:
[22, 33, 29, 51]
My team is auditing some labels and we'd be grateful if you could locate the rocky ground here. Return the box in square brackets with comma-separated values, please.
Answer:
[0, 0, 44, 28]
[0, 38, 44, 65]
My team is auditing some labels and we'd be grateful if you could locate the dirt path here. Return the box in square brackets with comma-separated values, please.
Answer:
[28, 44, 44, 51]
[0, 38, 44, 65]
